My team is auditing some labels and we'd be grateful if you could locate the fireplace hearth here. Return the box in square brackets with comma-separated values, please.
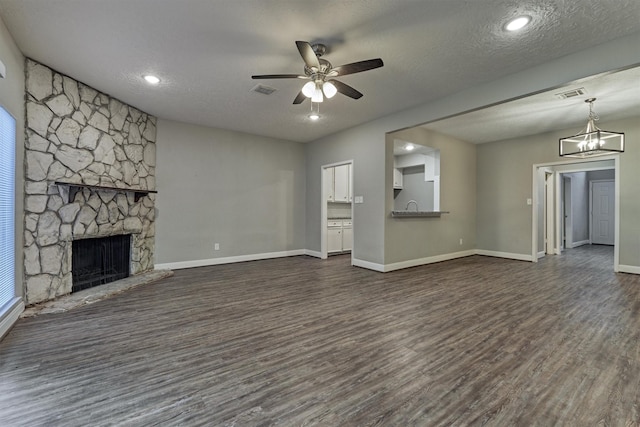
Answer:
[72, 235, 131, 293]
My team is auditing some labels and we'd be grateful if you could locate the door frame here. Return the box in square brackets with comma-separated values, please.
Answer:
[544, 171, 556, 255]
[320, 160, 354, 261]
[532, 155, 619, 271]
[562, 175, 573, 250]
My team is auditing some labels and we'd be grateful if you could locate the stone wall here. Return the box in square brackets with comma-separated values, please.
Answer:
[24, 59, 156, 305]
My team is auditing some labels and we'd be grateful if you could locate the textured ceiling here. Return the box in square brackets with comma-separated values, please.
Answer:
[0, 0, 639, 143]
[423, 66, 640, 144]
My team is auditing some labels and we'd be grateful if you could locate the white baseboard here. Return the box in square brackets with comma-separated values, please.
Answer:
[618, 264, 640, 275]
[383, 250, 476, 272]
[475, 250, 533, 262]
[155, 249, 306, 270]
[537, 251, 546, 259]
[304, 249, 322, 259]
[352, 258, 385, 272]
[571, 240, 590, 248]
[353, 250, 475, 273]
[0, 298, 24, 340]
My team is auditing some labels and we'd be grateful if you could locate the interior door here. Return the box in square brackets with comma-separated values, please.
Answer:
[591, 180, 615, 245]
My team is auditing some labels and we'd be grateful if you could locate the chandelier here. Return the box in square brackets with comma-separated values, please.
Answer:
[559, 98, 624, 158]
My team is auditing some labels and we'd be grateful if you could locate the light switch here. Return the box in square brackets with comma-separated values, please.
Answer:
[526, 198, 532, 205]
[354, 196, 364, 204]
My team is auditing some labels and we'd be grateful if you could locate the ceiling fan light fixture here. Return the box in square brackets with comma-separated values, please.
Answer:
[309, 102, 320, 120]
[559, 98, 625, 158]
[301, 81, 315, 98]
[323, 81, 337, 98]
[252, 40, 383, 107]
[312, 86, 324, 103]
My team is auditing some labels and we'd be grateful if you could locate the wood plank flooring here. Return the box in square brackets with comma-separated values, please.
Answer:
[1, 245, 639, 426]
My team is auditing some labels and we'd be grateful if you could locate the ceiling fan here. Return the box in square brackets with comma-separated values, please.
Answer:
[252, 41, 384, 104]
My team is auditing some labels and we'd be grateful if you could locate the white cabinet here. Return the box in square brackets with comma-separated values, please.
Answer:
[325, 164, 351, 203]
[324, 167, 335, 202]
[333, 164, 350, 202]
[393, 168, 403, 189]
[327, 219, 352, 253]
[327, 228, 342, 253]
[342, 220, 353, 251]
[328, 220, 343, 253]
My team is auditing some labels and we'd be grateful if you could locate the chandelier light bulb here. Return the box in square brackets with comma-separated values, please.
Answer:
[301, 81, 315, 98]
[323, 81, 337, 98]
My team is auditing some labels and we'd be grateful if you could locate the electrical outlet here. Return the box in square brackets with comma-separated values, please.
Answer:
[459, 238, 463, 245]
[214, 243, 220, 251]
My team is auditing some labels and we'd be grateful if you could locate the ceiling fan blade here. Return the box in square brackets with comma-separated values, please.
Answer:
[331, 58, 384, 76]
[293, 91, 307, 104]
[295, 41, 320, 70]
[330, 79, 363, 100]
[252, 74, 307, 79]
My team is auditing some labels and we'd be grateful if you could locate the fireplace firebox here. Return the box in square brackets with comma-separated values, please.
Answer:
[71, 235, 131, 292]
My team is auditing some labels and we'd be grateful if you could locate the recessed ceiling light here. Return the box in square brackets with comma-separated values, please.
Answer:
[405, 143, 415, 151]
[505, 16, 531, 31]
[309, 113, 320, 121]
[143, 75, 160, 85]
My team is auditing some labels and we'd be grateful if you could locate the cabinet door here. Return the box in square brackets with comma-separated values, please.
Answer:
[342, 227, 353, 251]
[393, 168, 403, 189]
[334, 164, 349, 202]
[323, 167, 335, 201]
[328, 228, 342, 252]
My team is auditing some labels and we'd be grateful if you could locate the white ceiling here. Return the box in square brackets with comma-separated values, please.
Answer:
[1, 0, 639, 143]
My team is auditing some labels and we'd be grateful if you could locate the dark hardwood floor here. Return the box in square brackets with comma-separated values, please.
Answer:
[1, 245, 639, 426]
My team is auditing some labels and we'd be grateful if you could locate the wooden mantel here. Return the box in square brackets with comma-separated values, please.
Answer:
[54, 181, 158, 203]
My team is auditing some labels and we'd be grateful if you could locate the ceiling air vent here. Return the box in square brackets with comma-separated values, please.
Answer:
[252, 84, 277, 95]
[555, 87, 587, 99]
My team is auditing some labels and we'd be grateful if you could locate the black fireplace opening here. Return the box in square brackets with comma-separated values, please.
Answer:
[72, 234, 131, 293]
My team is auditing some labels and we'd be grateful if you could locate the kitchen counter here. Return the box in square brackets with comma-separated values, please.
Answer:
[391, 211, 449, 218]
[328, 216, 352, 220]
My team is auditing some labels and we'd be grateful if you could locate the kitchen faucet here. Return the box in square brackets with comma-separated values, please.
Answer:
[406, 200, 419, 211]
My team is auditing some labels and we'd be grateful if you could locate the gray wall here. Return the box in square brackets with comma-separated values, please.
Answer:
[305, 32, 640, 268]
[477, 116, 639, 267]
[564, 172, 589, 244]
[0, 18, 25, 306]
[587, 169, 615, 181]
[393, 166, 434, 212]
[477, 132, 553, 256]
[155, 119, 306, 264]
[386, 127, 476, 264]
[305, 121, 387, 264]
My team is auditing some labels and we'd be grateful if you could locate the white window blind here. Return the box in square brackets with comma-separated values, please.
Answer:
[0, 106, 15, 309]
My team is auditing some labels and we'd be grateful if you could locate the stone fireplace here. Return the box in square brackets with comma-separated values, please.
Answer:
[24, 59, 157, 305]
